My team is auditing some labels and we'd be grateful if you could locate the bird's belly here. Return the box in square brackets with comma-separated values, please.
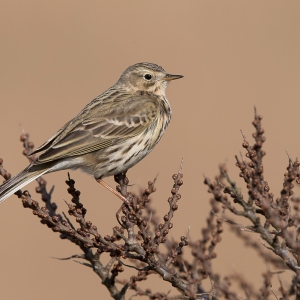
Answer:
[93, 129, 162, 179]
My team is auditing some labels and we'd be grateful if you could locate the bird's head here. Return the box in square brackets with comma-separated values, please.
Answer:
[117, 62, 183, 96]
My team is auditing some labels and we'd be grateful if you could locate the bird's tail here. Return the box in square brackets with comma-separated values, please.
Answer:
[0, 166, 49, 204]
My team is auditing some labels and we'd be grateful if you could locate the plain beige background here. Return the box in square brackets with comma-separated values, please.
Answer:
[0, 1, 299, 299]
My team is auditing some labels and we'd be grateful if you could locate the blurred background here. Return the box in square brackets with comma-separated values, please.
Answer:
[0, 1, 299, 299]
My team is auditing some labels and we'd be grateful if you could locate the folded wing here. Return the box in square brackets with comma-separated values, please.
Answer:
[31, 92, 159, 164]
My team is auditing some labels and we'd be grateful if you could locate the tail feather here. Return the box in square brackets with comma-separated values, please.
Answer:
[0, 166, 49, 204]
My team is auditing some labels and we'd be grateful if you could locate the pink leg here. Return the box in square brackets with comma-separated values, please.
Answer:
[96, 179, 129, 204]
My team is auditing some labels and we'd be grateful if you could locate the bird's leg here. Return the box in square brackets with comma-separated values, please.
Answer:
[97, 172, 131, 226]
[96, 178, 130, 205]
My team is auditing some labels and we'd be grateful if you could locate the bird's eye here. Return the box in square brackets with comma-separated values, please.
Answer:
[144, 74, 152, 81]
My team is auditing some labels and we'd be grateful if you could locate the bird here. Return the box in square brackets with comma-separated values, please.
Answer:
[0, 62, 183, 203]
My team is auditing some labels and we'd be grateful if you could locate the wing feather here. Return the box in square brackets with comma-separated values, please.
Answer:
[33, 91, 159, 164]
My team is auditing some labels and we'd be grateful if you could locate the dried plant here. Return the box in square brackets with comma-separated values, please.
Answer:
[0, 108, 299, 299]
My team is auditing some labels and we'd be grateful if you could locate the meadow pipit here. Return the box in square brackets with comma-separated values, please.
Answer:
[0, 62, 183, 203]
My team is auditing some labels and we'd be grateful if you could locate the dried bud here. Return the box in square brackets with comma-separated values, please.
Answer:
[68, 229, 76, 236]
[41, 206, 49, 212]
[20, 134, 28, 142]
[163, 229, 169, 236]
[155, 230, 161, 237]
[242, 141, 249, 148]
[104, 235, 111, 241]
[52, 226, 60, 232]
[172, 204, 178, 211]
[52, 215, 59, 223]
[177, 179, 183, 186]
[123, 177, 129, 185]
[164, 214, 169, 221]
[4, 172, 11, 180]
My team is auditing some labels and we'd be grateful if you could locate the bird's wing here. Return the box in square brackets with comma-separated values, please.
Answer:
[33, 92, 159, 164]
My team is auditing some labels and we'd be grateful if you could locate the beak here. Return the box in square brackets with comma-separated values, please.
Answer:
[164, 73, 184, 81]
